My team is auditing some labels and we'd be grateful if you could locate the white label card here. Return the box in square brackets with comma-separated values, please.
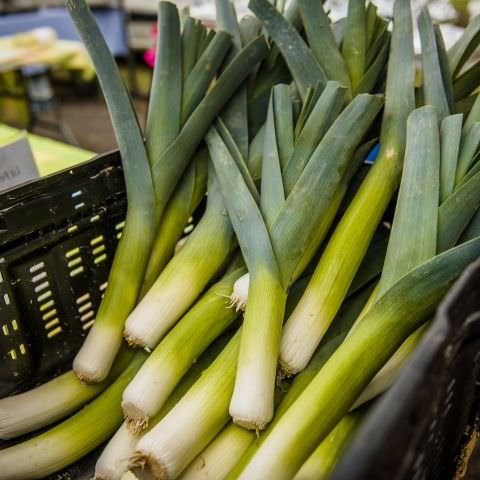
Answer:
[0, 137, 39, 192]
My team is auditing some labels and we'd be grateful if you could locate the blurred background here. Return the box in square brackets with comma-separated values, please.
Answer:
[0, 0, 478, 170]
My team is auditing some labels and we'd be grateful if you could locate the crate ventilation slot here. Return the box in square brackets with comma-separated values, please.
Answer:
[3, 319, 26, 360]
[115, 220, 125, 240]
[66, 248, 85, 278]
[90, 235, 108, 265]
[31, 263, 62, 339]
[76, 293, 95, 330]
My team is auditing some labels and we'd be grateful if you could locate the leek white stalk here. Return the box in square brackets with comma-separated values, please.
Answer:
[67, 0, 156, 383]
[95, 423, 138, 480]
[130, 331, 241, 479]
[231, 273, 249, 311]
[123, 172, 234, 350]
[180, 424, 254, 480]
[279, 0, 416, 375]
[122, 266, 245, 430]
[0, 348, 131, 440]
[0, 353, 146, 480]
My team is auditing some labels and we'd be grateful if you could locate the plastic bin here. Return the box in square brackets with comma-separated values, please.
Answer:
[0, 150, 125, 398]
[1, 151, 479, 479]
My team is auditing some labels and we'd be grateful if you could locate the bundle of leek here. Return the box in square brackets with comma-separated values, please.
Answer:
[4, 1, 480, 480]
[128, 91, 383, 477]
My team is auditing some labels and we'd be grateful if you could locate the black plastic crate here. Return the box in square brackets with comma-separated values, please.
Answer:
[0, 151, 479, 479]
[0, 151, 125, 396]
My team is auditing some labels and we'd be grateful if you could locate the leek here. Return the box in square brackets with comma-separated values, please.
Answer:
[228, 285, 375, 478]
[67, 0, 156, 383]
[279, 0, 415, 375]
[206, 125, 286, 430]
[209, 93, 382, 429]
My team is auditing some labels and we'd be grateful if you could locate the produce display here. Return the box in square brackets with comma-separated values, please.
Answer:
[1, 0, 480, 478]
